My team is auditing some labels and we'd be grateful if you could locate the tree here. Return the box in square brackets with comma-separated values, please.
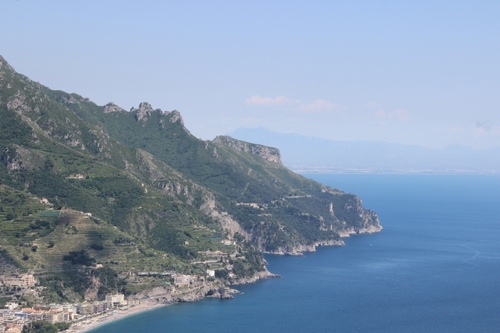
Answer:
[22, 320, 70, 332]
[63, 250, 95, 266]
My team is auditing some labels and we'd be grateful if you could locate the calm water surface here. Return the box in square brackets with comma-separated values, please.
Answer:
[91, 175, 500, 333]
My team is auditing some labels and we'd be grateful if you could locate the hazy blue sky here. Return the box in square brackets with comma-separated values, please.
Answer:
[1, 1, 499, 149]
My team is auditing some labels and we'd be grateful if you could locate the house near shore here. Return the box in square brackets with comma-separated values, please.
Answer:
[105, 294, 127, 307]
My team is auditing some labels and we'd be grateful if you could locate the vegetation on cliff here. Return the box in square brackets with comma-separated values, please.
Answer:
[0, 55, 381, 303]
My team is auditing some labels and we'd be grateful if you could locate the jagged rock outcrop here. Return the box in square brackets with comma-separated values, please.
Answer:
[337, 197, 382, 236]
[57, 94, 78, 105]
[169, 110, 183, 125]
[6, 92, 33, 113]
[213, 136, 282, 164]
[1, 146, 45, 171]
[0, 55, 15, 77]
[104, 102, 125, 113]
[130, 102, 180, 123]
[132, 102, 155, 121]
[337, 224, 382, 237]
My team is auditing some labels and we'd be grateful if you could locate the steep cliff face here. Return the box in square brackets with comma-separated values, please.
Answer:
[199, 192, 251, 240]
[213, 136, 282, 164]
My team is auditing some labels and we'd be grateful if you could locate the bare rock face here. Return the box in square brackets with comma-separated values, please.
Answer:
[6, 91, 33, 113]
[337, 197, 382, 237]
[58, 94, 78, 105]
[213, 136, 282, 164]
[199, 192, 250, 240]
[132, 102, 155, 121]
[131, 102, 176, 123]
[84, 275, 101, 301]
[168, 110, 183, 125]
[2, 147, 21, 171]
[0, 55, 15, 77]
[250, 144, 281, 163]
[103, 102, 125, 113]
[2, 146, 45, 171]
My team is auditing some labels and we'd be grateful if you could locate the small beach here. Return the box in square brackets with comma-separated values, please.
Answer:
[68, 302, 166, 333]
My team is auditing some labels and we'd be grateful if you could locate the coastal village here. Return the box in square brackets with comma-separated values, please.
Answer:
[0, 271, 129, 333]
[0, 269, 236, 333]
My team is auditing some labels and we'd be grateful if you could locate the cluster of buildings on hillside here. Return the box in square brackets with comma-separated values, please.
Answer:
[0, 268, 220, 332]
[0, 294, 127, 333]
[1, 273, 36, 290]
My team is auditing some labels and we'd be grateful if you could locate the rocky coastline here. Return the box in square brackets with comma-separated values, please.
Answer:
[263, 223, 383, 256]
[69, 268, 277, 333]
[69, 226, 381, 332]
[337, 223, 384, 238]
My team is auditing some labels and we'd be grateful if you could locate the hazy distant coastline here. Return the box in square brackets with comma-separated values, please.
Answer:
[292, 167, 500, 175]
[229, 128, 500, 175]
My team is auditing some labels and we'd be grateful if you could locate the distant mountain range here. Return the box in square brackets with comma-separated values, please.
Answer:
[228, 128, 500, 174]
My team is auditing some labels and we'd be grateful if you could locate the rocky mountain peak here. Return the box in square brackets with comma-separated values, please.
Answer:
[0, 55, 16, 81]
[130, 102, 171, 122]
[138, 102, 153, 113]
[103, 102, 125, 113]
[169, 110, 184, 125]
[213, 136, 282, 164]
[131, 102, 155, 121]
[0, 55, 15, 73]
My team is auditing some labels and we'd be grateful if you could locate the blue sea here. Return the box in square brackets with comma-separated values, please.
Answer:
[91, 175, 500, 333]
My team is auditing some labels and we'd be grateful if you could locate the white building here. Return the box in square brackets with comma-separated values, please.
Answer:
[105, 294, 126, 306]
[2, 273, 36, 288]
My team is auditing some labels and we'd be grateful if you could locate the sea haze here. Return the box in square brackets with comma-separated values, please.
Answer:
[229, 128, 500, 173]
[91, 174, 500, 333]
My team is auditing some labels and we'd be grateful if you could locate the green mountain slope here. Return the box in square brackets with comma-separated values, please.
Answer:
[0, 55, 381, 303]
[89, 105, 381, 253]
